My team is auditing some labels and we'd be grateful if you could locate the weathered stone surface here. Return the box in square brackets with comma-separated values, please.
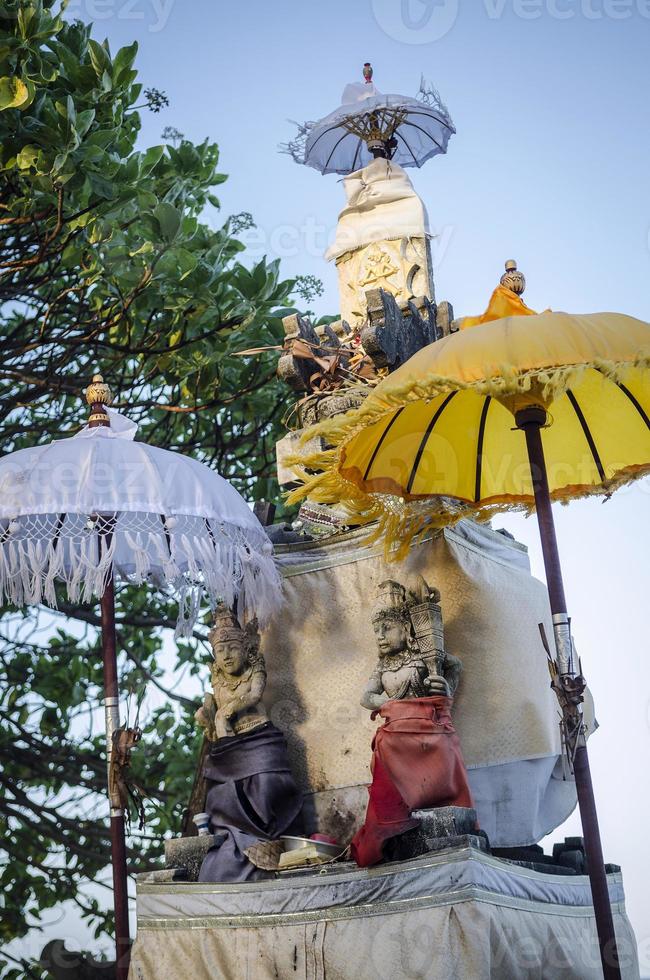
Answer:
[385, 831, 488, 862]
[413, 806, 479, 837]
[135, 867, 189, 884]
[436, 299, 455, 337]
[361, 288, 436, 371]
[164, 834, 223, 882]
[382, 806, 485, 861]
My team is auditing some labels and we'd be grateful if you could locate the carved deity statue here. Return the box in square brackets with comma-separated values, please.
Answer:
[195, 610, 268, 741]
[351, 577, 474, 868]
[361, 578, 462, 711]
[194, 609, 304, 883]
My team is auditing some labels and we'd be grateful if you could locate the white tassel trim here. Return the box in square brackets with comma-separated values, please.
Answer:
[0, 516, 283, 636]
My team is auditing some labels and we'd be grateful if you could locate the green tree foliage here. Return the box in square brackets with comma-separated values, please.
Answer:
[0, 2, 304, 970]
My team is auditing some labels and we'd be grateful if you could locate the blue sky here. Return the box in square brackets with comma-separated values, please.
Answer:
[16, 0, 650, 968]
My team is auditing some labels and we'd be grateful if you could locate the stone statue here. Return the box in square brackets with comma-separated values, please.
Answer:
[361, 578, 462, 711]
[351, 577, 475, 868]
[195, 611, 267, 740]
[194, 609, 304, 883]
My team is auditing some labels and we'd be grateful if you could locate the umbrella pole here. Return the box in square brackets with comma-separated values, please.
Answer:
[516, 406, 621, 980]
[99, 573, 131, 980]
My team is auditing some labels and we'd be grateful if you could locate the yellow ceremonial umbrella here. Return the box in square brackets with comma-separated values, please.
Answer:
[289, 303, 650, 980]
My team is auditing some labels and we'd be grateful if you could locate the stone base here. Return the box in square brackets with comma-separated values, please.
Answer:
[164, 834, 224, 882]
[136, 867, 189, 884]
[412, 806, 479, 837]
[383, 807, 485, 862]
[386, 831, 488, 862]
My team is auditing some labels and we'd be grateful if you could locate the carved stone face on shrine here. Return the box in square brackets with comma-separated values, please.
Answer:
[211, 634, 247, 676]
[372, 614, 409, 659]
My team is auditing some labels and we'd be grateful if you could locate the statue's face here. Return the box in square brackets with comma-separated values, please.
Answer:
[213, 637, 247, 676]
[373, 616, 408, 658]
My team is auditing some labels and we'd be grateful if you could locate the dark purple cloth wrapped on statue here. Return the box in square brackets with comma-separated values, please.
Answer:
[198, 722, 303, 882]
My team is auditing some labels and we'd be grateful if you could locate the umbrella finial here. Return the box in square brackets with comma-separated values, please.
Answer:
[85, 373, 112, 427]
[500, 259, 526, 296]
[363, 62, 373, 84]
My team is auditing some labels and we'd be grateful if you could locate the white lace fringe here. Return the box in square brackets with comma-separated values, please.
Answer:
[0, 519, 282, 637]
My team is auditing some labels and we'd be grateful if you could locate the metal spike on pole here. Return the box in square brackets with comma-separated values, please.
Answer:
[86, 376, 131, 979]
[516, 405, 621, 980]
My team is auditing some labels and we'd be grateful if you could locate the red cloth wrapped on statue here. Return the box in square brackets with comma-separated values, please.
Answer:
[350, 695, 475, 867]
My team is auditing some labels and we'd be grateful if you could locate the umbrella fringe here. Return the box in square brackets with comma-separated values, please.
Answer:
[287, 354, 650, 457]
[288, 459, 650, 560]
[0, 520, 283, 634]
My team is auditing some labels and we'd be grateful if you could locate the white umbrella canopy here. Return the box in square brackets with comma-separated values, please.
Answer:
[284, 75, 455, 176]
[0, 407, 282, 635]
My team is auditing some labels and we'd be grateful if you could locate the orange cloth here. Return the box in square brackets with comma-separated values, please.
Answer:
[351, 696, 475, 867]
[459, 284, 537, 330]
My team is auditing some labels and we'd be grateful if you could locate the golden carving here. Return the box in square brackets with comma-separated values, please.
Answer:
[336, 237, 432, 328]
[85, 373, 112, 407]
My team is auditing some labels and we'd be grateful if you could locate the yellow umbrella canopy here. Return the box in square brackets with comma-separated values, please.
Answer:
[289, 310, 650, 552]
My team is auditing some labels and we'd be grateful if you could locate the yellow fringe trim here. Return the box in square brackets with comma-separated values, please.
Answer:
[284, 352, 650, 561]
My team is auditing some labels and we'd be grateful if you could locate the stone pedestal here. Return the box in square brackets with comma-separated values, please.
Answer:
[163, 834, 223, 882]
[384, 806, 487, 862]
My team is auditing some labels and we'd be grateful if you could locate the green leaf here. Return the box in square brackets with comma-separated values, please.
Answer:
[154, 202, 181, 242]
[141, 144, 164, 176]
[87, 38, 112, 78]
[136, 190, 158, 209]
[16, 144, 39, 169]
[75, 108, 95, 137]
[113, 41, 138, 82]
[0, 76, 35, 111]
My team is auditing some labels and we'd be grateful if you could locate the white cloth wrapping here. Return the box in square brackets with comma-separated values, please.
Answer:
[129, 847, 640, 979]
[263, 521, 590, 848]
[325, 159, 431, 261]
[0, 412, 282, 634]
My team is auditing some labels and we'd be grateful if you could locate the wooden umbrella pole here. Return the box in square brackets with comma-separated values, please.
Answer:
[100, 571, 131, 980]
[87, 376, 130, 978]
[516, 406, 621, 980]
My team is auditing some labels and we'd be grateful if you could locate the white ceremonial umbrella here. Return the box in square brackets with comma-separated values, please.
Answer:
[283, 70, 455, 176]
[0, 375, 283, 978]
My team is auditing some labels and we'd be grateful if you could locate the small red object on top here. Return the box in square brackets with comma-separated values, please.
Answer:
[363, 62, 373, 84]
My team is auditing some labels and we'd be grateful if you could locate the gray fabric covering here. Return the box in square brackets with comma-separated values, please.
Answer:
[132, 847, 640, 979]
[198, 723, 303, 883]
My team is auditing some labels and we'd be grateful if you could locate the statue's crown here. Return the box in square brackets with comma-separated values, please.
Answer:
[208, 607, 243, 644]
[371, 580, 408, 621]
